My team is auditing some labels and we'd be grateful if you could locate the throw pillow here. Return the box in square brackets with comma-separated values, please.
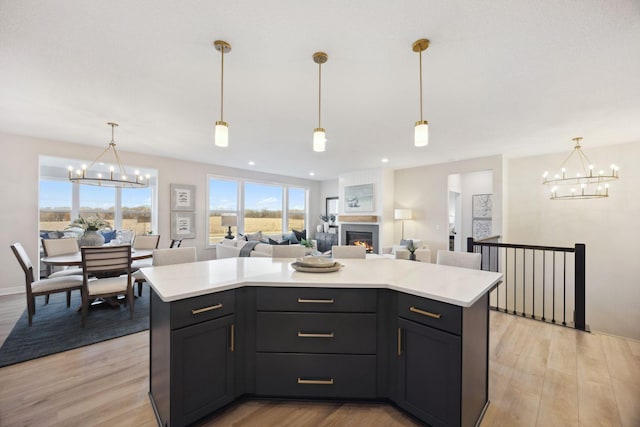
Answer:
[292, 229, 306, 242]
[268, 237, 290, 245]
[400, 239, 414, 249]
[282, 232, 299, 244]
[100, 229, 117, 243]
[245, 231, 263, 241]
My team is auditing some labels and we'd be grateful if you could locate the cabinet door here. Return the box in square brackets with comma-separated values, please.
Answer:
[172, 315, 235, 427]
[397, 318, 461, 427]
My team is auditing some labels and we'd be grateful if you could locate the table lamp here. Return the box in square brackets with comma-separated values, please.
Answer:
[394, 208, 412, 240]
[221, 215, 237, 239]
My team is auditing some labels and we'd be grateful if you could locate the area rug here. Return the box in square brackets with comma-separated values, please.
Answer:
[0, 289, 149, 368]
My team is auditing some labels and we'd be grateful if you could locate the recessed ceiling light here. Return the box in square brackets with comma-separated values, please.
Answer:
[309, 172, 315, 176]
[381, 158, 389, 163]
[248, 161, 255, 166]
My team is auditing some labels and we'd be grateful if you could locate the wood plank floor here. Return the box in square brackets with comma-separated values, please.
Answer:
[0, 293, 638, 426]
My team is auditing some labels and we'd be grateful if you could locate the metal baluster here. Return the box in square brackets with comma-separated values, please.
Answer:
[562, 252, 567, 326]
[552, 251, 556, 324]
[522, 248, 526, 317]
[541, 251, 546, 322]
[532, 249, 536, 319]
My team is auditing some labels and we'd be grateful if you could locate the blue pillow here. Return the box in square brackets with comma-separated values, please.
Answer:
[100, 229, 117, 243]
[283, 232, 299, 244]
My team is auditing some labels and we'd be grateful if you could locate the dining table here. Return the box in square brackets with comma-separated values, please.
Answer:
[41, 248, 153, 267]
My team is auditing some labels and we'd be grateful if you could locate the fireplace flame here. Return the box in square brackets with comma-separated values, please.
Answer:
[352, 240, 373, 253]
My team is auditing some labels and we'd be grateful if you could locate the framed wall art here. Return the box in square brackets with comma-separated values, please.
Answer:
[344, 184, 374, 213]
[171, 212, 196, 239]
[170, 184, 195, 211]
[472, 194, 492, 218]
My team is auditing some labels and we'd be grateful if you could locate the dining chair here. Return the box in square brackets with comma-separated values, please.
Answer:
[331, 245, 366, 259]
[80, 245, 134, 327]
[169, 239, 183, 248]
[131, 234, 160, 274]
[41, 237, 83, 278]
[11, 243, 83, 326]
[134, 247, 197, 296]
[436, 250, 482, 270]
[271, 245, 307, 258]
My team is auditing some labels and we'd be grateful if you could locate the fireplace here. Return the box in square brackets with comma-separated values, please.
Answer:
[341, 224, 379, 254]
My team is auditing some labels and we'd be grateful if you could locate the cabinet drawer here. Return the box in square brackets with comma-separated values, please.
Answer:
[171, 290, 235, 330]
[397, 293, 461, 335]
[256, 312, 376, 354]
[256, 287, 376, 312]
[256, 353, 376, 399]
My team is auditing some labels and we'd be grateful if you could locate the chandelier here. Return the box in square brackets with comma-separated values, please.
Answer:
[542, 137, 619, 200]
[412, 38, 430, 147]
[312, 51, 328, 152]
[214, 40, 231, 147]
[68, 122, 149, 188]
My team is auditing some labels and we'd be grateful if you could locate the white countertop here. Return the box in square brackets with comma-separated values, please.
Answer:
[141, 257, 502, 307]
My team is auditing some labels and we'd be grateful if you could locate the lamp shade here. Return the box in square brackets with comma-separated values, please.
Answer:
[414, 121, 429, 147]
[221, 214, 237, 227]
[215, 121, 229, 147]
[394, 209, 412, 220]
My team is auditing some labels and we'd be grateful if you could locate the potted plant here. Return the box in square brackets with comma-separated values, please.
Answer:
[329, 213, 336, 224]
[407, 244, 417, 261]
[319, 214, 330, 232]
[68, 215, 112, 246]
[300, 239, 315, 255]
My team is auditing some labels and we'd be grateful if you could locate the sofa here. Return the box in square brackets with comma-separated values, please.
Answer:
[382, 238, 431, 263]
[216, 231, 314, 259]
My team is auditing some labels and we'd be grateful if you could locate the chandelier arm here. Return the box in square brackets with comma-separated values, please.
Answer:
[84, 144, 114, 171]
[110, 145, 130, 176]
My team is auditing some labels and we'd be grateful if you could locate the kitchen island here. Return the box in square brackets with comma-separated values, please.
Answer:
[142, 257, 502, 427]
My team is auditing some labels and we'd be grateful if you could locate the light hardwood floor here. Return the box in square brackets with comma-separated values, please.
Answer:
[0, 293, 638, 426]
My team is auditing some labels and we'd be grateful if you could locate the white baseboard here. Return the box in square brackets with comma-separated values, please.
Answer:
[0, 287, 24, 296]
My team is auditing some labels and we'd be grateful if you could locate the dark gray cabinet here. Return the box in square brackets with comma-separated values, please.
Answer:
[149, 290, 235, 427]
[255, 287, 378, 399]
[396, 292, 489, 427]
[149, 287, 489, 427]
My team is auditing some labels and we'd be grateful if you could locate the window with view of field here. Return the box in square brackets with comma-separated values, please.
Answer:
[207, 176, 308, 245]
[39, 157, 156, 237]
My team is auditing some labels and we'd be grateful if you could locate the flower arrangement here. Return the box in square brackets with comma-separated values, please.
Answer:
[68, 215, 111, 231]
[319, 214, 329, 223]
[329, 213, 336, 223]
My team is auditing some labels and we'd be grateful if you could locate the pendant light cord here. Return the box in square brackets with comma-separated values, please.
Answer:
[318, 61, 322, 128]
[419, 49, 423, 121]
[220, 47, 225, 121]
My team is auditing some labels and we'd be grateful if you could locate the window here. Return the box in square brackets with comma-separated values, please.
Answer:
[207, 176, 308, 246]
[39, 179, 72, 232]
[79, 186, 116, 228]
[39, 156, 157, 237]
[208, 178, 238, 244]
[288, 187, 306, 231]
[244, 182, 283, 235]
[122, 187, 153, 235]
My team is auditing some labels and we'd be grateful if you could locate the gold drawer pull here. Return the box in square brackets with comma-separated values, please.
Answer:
[298, 298, 334, 304]
[410, 306, 442, 319]
[191, 303, 223, 315]
[297, 378, 334, 385]
[397, 327, 402, 356]
[230, 323, 235, 352]
[297, 332, 334, 338]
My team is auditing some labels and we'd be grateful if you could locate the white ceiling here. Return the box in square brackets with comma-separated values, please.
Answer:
[1, 1, 639, 180]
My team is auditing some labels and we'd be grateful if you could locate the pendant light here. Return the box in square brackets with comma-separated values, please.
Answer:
[412, 39, 430, 147]
[313, 52, 328, 152]
[214, 40, 231, 147]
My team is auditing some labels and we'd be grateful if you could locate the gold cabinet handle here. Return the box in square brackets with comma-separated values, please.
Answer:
[397, 327, 402, 356]
[297, 332, 334, 338]
[297, 378, 334, 385]
[410, 306, 441, 319]
[230, 323, 235, 352]
[297, 298, 334, 304]
[191, 303, 223, 315]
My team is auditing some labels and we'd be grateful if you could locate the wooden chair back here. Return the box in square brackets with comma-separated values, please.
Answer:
[132, 234, 160, 250]
[81, 245, 132, 277]
[169, 239, 183, 248]
[10, 243, 34, 285]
